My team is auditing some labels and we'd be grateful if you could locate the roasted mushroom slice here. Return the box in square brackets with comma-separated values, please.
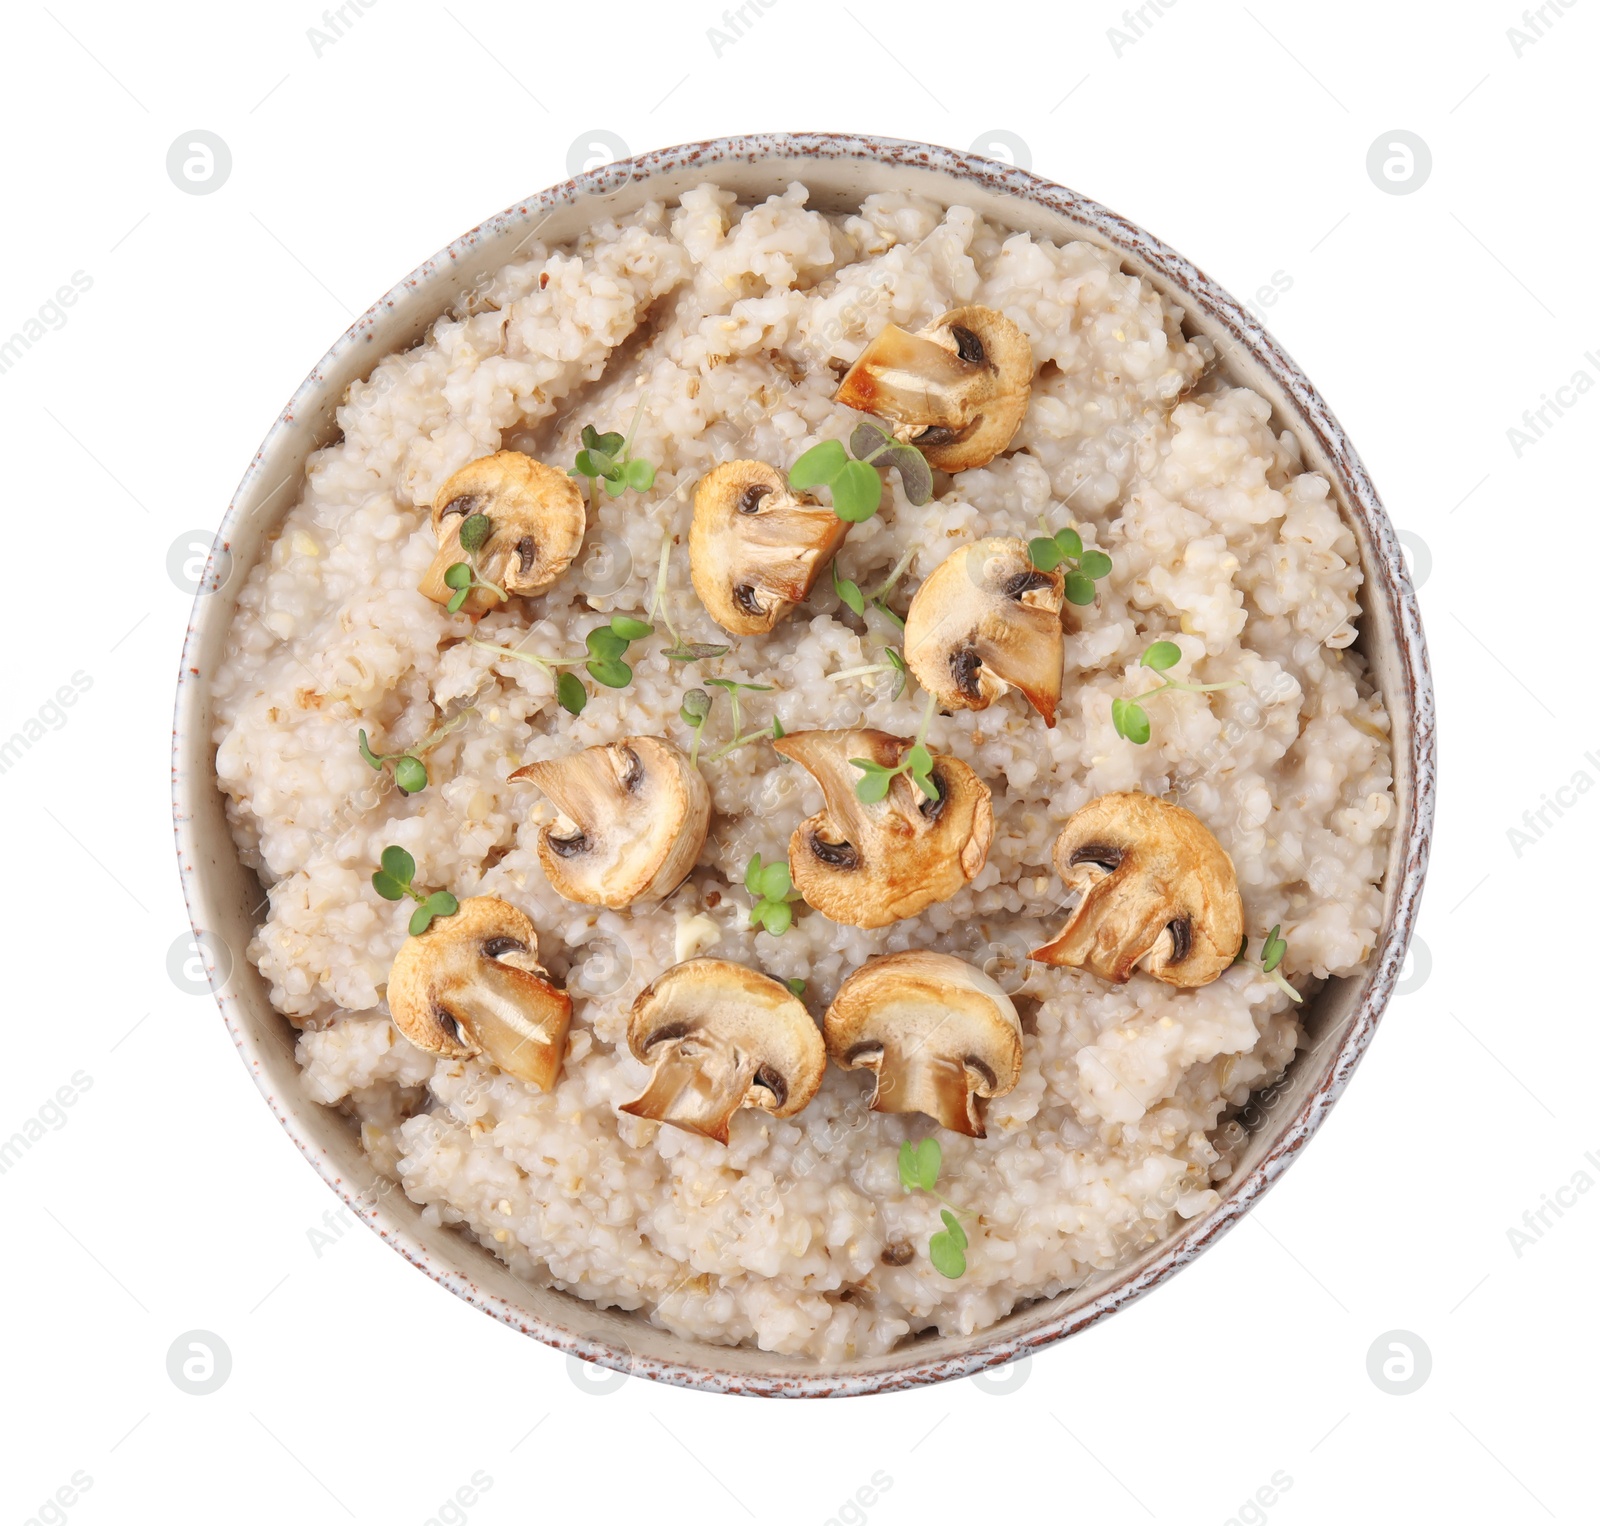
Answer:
[418, 450, 587, 614]
[690, 460, 850, 636]
[824, 952, 1022, 1138]
[903, 538, 1064, 725]
[511, 737, 710, 909]
[772, 728, 992, 928]
[387, 896, 572, 1090]
[620, 959, 826, 1143]
[834, 304, 1033, 473]
[1031, 792, 1243, 987]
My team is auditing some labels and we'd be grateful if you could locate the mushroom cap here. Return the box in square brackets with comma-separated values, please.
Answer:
[903, 538, 1064, 725]
[386, 896, 572, 1091]
[1030, 792, 1244, 987]
[824, 951, 1022, 1138]
[690, 460, 850, 636]
[773, 728, 992, 928]
[620, 958, 826, 1143]
[834, 304, 1034, 472]
[511, 737, 710, 909]
[418, 450, 587, 615]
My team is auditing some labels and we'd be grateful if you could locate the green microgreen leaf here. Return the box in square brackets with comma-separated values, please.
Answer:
[785, 978, 807, 997]
[745, 854, 765, 895]
[771, 714, 785, 740]
[897, 1140, 919, 1192]
[580, 425, 601, 452]
[759, 862, 792, 902]
[929, 1232, 967, 1279]
[1079, 549, 1113, 581]
[758, 899, 793, 936]
[853, 768, 894, 804]
[940, 1208, 968, 1251]
[586, 656, 632, 689]
[912, 1137, 940, 1192]
[885, 441, 933, 506]
[1029, 536, 1065, 572]
[665, 641, 730, 663]
[1053, 526, 1083, 560]
[357, 729, 383, 771]
[789, 439, 849, 491]
[833, 559, 866, 617]
[594, 430, 625, 457]
[408, 890, 459, 936]
[457, 513, 492, 553]
[1064, 570, 1096, 606]
[907, 743, 939, 802]
[586, 627, 628, 660]
[603, 474, 627, 497]
[681, 688, 713, 727]
[609, 615, 654, 641]
[1111, 696, 1150, 744]
[557, 671, 587, 716]
[705, 678, 773, 693]
[379, 846, 416, 885]
[1143, 640, 1182, 672]
[829, 458, 883, 522]
[393, 756, 428, 794]
[371, 871, 405, 901]
[446, 587, 469, 613]
[1233, 935, 1250, 965]
[443, 562, 472, 591]
[625, 457, 655, 491]
[1262, 925, 1287, 974]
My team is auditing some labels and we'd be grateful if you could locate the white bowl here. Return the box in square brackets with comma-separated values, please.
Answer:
[172, 132, 1435, 1397]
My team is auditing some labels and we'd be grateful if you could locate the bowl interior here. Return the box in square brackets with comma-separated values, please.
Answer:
[173, 134, 1431, 1396]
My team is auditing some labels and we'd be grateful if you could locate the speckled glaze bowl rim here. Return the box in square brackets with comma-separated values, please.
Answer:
[173, 131, 1434, 1397]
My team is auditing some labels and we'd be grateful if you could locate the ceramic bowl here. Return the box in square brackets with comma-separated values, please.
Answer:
[172, 132, 1434, 1397]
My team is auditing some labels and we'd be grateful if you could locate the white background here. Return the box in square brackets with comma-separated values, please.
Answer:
[1, 1, 1591, 1521]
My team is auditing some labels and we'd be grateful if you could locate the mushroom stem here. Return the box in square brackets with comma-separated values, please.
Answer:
[618, 1043, 761, 1145]
[449, 962, 567, 1080]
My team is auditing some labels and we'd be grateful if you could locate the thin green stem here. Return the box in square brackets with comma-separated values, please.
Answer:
[1135, 677, 1244, 706]
[468, 638, 585, 669]
[865, 544, 917, 604]
[1265, 966, 1304, 1004]
[914, 690, 937, 747]
[706, 723, 778, 763]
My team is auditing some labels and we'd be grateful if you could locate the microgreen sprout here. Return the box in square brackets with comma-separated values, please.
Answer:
[703, 678, 783, 761]
[745, 852, 803, 936]
[784, 977, 807, 997]
[1111, 640, 1243, 745]
[832, 558, 866, 617]
[1028, 524, 1113, 606]
[789, 421, 933, 524]
[585, 615, 654, 690]
[357, 708, 475, 795]
[442, 511, 508, 613]
[569, 400, 656, 501]
[850, 691, 939, 802]
[1236, 925, 1303, 1004]
[650, 527, 730, 666]
[679, 687, 713, 768]
[897, 1137, 972, 1279]
[370, 846, 459, 935]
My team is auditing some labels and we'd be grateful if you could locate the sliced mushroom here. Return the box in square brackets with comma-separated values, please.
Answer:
[387, 896, 572, 1090]
[510, 737, 710, 908]
[418, 450, 587, 615]
[903, 537, 1064, 725]
[824, 952, 1022, 1138]
[690, 460, 849, 636]
[1031, 792, 1243, 987]
[619, 959, 825, 1143]
[834, 305, 1033, 472]
[772, 728, 992, 928]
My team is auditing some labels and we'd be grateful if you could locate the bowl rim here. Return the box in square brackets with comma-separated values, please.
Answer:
[173, 130, 1434, 1397]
